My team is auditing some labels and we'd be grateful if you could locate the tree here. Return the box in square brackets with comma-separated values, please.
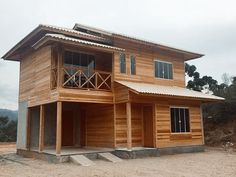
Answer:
[185, 63, 219, 92]
[0, 116, 17, 142]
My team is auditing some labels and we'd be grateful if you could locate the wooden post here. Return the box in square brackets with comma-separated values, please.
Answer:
[57, 45, 63, 88]
[26, 108, 31, 150]
[200, 105, 205, 145]
[126, 102, 132, 150]
[56, 101, 62, 155]
[39, 105, 45, 152]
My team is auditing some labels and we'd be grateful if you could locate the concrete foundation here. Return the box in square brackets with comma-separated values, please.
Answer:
[158, 145, 205, 155]
[17, 145, 205, 163]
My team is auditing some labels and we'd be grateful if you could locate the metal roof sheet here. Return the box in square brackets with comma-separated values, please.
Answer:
[116, 80, 224, 101]
[33, 33, 125, 52]
[40, 24, 111, 43]
[73, 23, 204, 60]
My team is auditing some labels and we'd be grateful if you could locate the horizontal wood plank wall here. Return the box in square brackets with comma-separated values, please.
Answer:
[115, 103, 127, 147]
[84, 104, 114, 148]
[19, 45, 58, 107]
[113, 82, 129, 103]
[113, 38, 185, 87]
[131, 104, 143, 147]
[155, 101, 203, 148]
[58, 88, 113, 104]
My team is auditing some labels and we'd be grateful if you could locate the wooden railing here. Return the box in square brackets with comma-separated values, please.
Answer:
[62, 66, 112, 91]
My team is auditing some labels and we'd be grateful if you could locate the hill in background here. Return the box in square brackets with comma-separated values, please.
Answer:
[0, 109, 18, 120]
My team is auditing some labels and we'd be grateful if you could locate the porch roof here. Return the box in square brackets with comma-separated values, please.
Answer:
[116, 80, 224, 101]
[32, 33, 125, 52]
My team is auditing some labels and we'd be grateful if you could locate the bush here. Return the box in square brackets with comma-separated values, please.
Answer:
[0, 116, 17, 142]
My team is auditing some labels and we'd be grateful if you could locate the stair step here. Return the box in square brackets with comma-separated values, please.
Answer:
[98, 152, 122, 163]
[70, 155, 95, 166]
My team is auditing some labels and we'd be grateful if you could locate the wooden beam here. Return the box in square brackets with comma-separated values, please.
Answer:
[57, 45, 63, 88]
[26, 108, 31, 150]
[113, 104, 117, 148]
[39, 105, 45, 152]
[200, 105, 205, 145]
[126, 102, 132, 150]
[152, 104, 157, 148]
[56, 101, 62, 155]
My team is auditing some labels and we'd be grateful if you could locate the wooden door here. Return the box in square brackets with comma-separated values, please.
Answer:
[62, 110, 74, 146]
[143, 106, 154, 147]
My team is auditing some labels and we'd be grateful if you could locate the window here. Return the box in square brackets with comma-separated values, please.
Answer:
[120, 53, 126, 73]
[64, 51, 95, 77]
[130, 55, 136, 75]
[170, 107, 190, 133]
[64, 51, 95, 68]
[154, 60, 173, 79]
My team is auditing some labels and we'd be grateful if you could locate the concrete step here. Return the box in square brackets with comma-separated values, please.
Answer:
[70, 155, 95, 166]
[98, 152, 122, 163]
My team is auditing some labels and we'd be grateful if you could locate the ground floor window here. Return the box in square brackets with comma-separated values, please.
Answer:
[170, 107, 190, 133]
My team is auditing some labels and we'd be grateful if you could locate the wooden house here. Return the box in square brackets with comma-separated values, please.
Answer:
[2, 23, 223, 159]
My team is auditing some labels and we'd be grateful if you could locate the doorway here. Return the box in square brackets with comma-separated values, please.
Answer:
[143, 106, 154, 147]
[62, 110, 74, 146]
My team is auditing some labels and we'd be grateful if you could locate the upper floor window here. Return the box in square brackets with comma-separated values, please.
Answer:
[170, 107, 190, 133]
[154, 60, 173, 79]
[130, 55, 136, 75]
[120, 53, 126, 73]
[64, 51, 95, 68]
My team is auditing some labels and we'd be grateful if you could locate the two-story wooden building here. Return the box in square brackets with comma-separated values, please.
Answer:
[2, 23, 223, 160]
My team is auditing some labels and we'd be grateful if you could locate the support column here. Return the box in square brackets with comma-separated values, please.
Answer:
[26, 108, 31, 150]
[126, 102, 132, 150]
[56, 101, 62, 155]
[39, 105, 45, 152]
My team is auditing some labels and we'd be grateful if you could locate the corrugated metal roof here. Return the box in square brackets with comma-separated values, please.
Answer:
[116, 80, 224, 101]
[73, 23, 204, 60]
[33, 33, 125, 52]
[40, 24, 111, 43]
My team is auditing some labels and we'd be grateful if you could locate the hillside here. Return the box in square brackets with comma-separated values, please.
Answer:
[0, 109, 18, 120]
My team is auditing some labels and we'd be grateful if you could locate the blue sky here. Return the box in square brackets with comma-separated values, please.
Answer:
[0, 0, 236, 109]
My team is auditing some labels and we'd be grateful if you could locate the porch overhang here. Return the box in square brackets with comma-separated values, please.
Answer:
[33, 34, 125, 53]
[115, 80, 225, 102]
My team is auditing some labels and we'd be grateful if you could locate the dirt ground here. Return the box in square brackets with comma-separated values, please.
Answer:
[0, 144, 236, 177]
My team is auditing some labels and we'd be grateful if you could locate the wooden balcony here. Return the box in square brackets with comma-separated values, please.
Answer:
[51, 66, 112, 91]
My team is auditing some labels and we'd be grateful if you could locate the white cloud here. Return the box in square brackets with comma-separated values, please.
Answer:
[0, 0, 236, 109]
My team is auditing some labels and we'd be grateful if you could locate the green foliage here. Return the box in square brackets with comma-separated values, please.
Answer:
[185, 63, 220, 92]
[0, 116, 17, 142]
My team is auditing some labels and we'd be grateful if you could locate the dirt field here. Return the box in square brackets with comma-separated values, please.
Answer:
[0, 144, 236, 177]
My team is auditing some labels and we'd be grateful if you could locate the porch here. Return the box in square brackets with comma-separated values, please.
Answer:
[50, 46, 113, 91]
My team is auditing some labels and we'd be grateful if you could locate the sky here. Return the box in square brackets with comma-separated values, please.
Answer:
[0, 0, 236, 110]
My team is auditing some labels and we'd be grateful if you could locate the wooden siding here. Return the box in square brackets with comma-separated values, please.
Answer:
[113, 82, 129, 103]
[155, 101, 203, 148]
[114, 103, 127, 147]
[114, 103, 145, 148]
[58, 88, 113, 104]
[19, 46, 58, 106]
[84, 104, 114, 148]
[131, 104, 143, 147]
[113, 38, 185, 87]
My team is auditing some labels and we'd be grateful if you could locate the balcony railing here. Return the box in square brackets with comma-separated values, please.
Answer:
[61, 66, 112, 91]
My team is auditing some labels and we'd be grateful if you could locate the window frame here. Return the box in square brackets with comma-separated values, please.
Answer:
[119, 53, 126, 74]
[169, 106, 191, 134]
[130, 55, 136, 75]
[63, 49, 96, 68]
[154, 59, 173, 80]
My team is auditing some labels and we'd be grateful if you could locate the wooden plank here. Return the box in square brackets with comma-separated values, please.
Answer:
[83, 104, 114, 148]
[126, 102, 132, 149]
[56, 101, 62, 155]
[39, 105, 45, 152]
